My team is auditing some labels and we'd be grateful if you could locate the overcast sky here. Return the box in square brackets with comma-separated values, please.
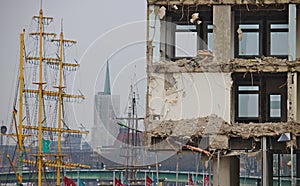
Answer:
[0, 1, 147, 141]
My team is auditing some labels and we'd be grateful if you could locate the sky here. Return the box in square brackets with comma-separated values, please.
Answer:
[0, 1, 147, 141]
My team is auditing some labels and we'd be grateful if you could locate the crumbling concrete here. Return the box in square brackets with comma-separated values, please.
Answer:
[146, 52, 300, 150]
[148, 71, 232, 121]
[146, 114, 300, 149]
[148, 0, 298, 5]
[150, 55, 300, 73]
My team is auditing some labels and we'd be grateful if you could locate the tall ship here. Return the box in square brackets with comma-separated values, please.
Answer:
[1, 7, 90, 185]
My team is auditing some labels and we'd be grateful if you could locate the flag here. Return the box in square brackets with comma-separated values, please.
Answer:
[42, 138, 51, 153]
[146, 175, 153, 186]
[152, 175, 157, 186]
[121, 176, 129, 186]
[188, 174, 194, 185]
[192, 175, 196, 184]
[203, 174, 210, 186]
[64, 176, 76, 186]
[78, 178, 86, 186]
[115, 177, 123, 186]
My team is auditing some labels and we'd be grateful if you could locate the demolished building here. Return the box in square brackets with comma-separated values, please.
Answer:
[145, 1, 300, 185]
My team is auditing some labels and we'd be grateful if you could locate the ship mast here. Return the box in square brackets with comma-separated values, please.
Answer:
[56, 20, 64, 186]
[52, 20, 78, 186]
[6, 29, 28, 186]
[37, 9, 45, 186]
[17, 29, 25, 186]
[20, 8, 90, 186]
[122, 81, 143, 182]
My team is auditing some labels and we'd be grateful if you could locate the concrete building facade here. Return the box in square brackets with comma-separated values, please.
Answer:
[145, 1, 300, 185]
[91, 62, 120, 149]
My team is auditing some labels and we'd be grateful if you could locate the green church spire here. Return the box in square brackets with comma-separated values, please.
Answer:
[103, 60, 111, 95]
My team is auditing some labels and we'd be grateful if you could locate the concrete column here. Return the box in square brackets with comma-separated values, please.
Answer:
[262, 137, 273, 186]
[288, 72, 297, 122]
[148, 5, 162, 63]
[213, 155, 240, 186]
[296, 74, 300, 122]
[296, 6, 300, 58]
[213, 5, 232, 63]
[289, 4, 296, 61]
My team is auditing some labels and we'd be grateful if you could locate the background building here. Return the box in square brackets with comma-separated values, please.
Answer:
[91, 62, 120, 149]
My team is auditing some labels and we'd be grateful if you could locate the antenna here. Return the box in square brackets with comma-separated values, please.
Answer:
[61, 19, 63, 32]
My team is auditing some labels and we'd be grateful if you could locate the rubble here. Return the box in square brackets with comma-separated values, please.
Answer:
[150, 54, 300, 73]
[146, 114, 300, 149]
[147, 114, 228, 138]
[148, 0, 295, 5]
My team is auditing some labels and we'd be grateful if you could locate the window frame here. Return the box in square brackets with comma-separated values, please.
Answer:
[235, 83, 261, 123]
[202, 22, 213, 52]
[174, 23, 198, 58]
[170, 21, 213, 60]
[234, 7, 288, 59]
[268, 93, 282, 122]
[267, 21, 289, 58]
[233, 73, 287, 123]
[234, 21, 263, 59]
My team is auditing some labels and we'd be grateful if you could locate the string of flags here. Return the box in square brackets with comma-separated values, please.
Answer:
[64, 172, 210, 185]
[63, 176, 85, 186]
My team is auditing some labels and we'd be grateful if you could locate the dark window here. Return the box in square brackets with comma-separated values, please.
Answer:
[233, 73, 287, 123]
[161, 6, 213, 60]
[234, 5, 288, 58]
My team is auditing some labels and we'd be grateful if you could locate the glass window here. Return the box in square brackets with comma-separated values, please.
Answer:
[239, 32, 259, 55]
[270, 24, 288, 56]
[239, 24, 260, 29]
[271, 32, 288, 55]
[238, 86, 259, 91]
[205, 24, 213, 52]
[236, 24, 260, 56]
[207, 33, 213, 51]
[175, 32, 197, 57]
[238, 94, 259, 117]
[176, 25, 197, 30]
[270, 24, 288, 29]
[273, 154, 296, 178]
[270, 95, 281, 117]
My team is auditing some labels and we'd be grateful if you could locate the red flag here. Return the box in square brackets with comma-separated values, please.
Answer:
[203, 174, 210, 186]
[115, 177, 123, 186]
[64, 176, 76, 186]
[188, 175, 194, 185]
[146, 175, 153, 186]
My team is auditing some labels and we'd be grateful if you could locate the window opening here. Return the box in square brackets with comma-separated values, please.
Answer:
[175, 25, 198, 57]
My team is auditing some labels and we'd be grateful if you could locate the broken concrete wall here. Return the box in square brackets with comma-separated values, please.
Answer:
[148, 0, 299, 5]
[148, 72, 232, 123]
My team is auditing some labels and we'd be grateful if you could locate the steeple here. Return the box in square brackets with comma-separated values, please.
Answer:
[103, 60, 111, 95]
